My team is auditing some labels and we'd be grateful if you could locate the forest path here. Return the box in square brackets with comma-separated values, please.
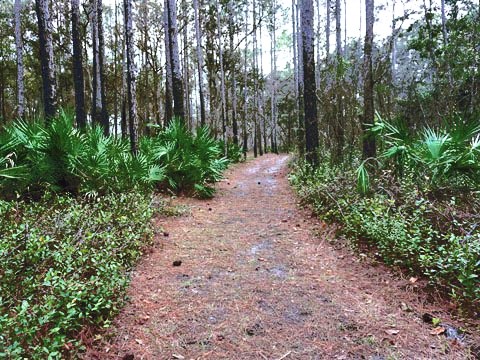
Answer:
[85, 154, 476, 360]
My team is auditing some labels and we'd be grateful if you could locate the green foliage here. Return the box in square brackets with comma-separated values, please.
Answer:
[217, 140, 244, 164]
[290, 160, 480, 305]
[0, 192, 154, 358]
[142, 119, 229, 198]
[360, 115, 480, 193]
[0, 114, 228, 198]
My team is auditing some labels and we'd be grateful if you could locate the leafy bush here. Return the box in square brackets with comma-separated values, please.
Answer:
[290, 160, 480, 305]
[358, 115, 480, 193]
[143, 119, 229, 198]
[0, 113, 228, 199]
[218, 140, 244, 164]
[0, 192, 154, 358]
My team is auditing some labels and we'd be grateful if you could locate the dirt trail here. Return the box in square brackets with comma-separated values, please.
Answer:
[85, 154, 478, 360]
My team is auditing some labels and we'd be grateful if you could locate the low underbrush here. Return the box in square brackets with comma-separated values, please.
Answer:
[0, 112, 237, 199]
[0, 192, 155, 358]
[290, 118, 480, 309]
[290, 161, 479, 308]
[0, 113, 239, 357]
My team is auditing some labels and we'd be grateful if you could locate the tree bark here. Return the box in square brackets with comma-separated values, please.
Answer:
[14, 0, 25, 119]
[98, 0, 109, 134]
[164, 0, 173, 126]
[242, 1, 249, 158]
[301, 0, 319, 166]
[166, 0, 185, 121]
[296, 2, 305, 157]
[35, 0, 57, 120]
[270, 0, 277, 153]
[216, 0, 228, 153]
[71, 0, 86, 128]
[326, 0, 331, 57]
[91, 0, 101, 126]
[124, 0, 138, 154]
[228, 1, 238, 146]
[362, 0, 376, 159]
[335, 0, 342, 57]
[193, 0, 206, 126]
[440, 0, 448, 46]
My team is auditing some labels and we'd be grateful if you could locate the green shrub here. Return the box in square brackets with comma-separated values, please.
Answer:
[359, 115, 480, 192]
[143, 119, 229, 198]
[290, 160, 480, 305]
[0, 113, 228, 199]
[218, 140, 244, 164]
[0, 192, 154, 358]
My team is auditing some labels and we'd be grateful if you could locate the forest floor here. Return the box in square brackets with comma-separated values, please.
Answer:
[84, 154, 479, 360]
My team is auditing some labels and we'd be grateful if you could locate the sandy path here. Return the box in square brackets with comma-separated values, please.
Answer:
[85, 154, 478, 360]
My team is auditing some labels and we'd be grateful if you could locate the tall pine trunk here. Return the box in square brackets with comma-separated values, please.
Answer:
[124, 0, 138, 154]
[242, 1, 249, 158]
[163, 0, 173, 125]
[35, 0, 57, 120]
[301, 0, 319, 166]
[166, 0, 185, 121]
[91, 0, 102, 126]
[14, 0, 25, 119]
[362, 0, 376, 159]
[193, 0, 206, 126]
[71, 0, 86, 128]
[296, 2, 305, 157]
[228, 1, 238, 146]
[98, 0, 109, 134]
[216, 0, 228, 153]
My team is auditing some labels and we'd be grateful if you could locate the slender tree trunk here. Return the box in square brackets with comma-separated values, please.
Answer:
[35, 0, 57, 120]
[253, 0, 258, 157]
[258, 9, 265, 156]
[326, 0, 331, 57]
[113, 0, 119, 135]
[91, 0, 102, 126]
[271, 0, 278, 153]
[193, 0, 206, 126]
[440, 0, 448, 46]
[124, 0, 138, 154]
[343, 0, 347, 53]
[292, 0, 302, 156]
[71, 0, 86, 128]
[335, 0, 342, 57]
[14, 0, 25, 119]
[216, 0, 228, 153]
[391, 1, 396, 81]
[164, 1, 173, 125]
[362, 0, 376, 159]
[166, 0, 185, 121]
[121, 24, 128, 138]
[302, 0, 319, 166]
[228, 1, 238, 146]
[98, 0, 109, 134]
[315, 0, 321, 88]
[333, 0, 344, 163]
[297, 2, 305, 157]
[242, 1, 249, 158]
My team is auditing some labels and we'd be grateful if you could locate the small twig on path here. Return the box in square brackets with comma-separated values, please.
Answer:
[276, 351, 292, 360]
[258, 352, 268, 360]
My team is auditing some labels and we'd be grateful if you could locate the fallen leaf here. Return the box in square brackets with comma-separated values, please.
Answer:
[430, 326, 446, 335]
[409, 277, 418, 283]
[385, 329, 400, 335]
[172, 354, 185, 360]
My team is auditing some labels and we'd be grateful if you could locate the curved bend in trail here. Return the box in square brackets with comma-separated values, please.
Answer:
[86, 154, 476, 359]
